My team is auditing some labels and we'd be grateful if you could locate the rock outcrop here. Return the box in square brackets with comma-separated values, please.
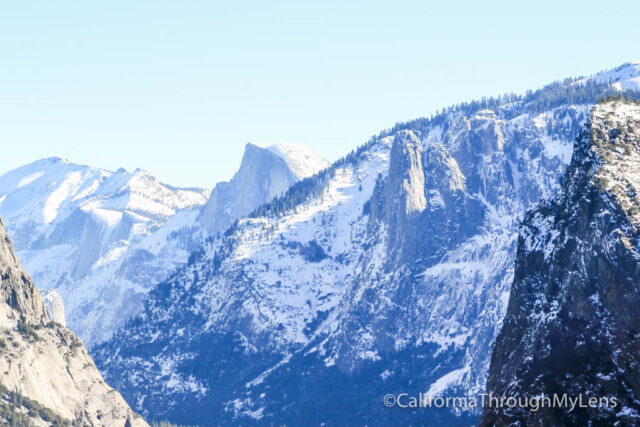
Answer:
[41, 288, 67, 326]
[482, 100, 640, 425]
[199, 142, 329, 235]
[0, 217, 147, 426]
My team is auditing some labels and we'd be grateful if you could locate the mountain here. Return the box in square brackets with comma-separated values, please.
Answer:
[199, 142, 330, 235]
[0, 157, 209, 346]
[94, 63, 640, 425]
[481, 100, 640, 425]
[0, 216, 147, 426]
[0, 143, 327, 346]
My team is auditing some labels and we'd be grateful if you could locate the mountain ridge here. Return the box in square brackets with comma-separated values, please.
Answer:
[0, 142, 328, 346]
[198, 141, 329, 235]
[93, 63, 640, 425]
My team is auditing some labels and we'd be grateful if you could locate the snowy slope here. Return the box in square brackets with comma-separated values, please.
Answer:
[263, 143, 331, 180]
[0, 144, 327, 347]
[0, 157, 209, 346]
[198, 142, 330, 235]
[94, 63, 640, 425]
[96, 140, 390, 424]
[585, 61, 640, 91]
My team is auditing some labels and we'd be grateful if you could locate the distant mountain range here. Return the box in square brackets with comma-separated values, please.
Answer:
[2, 62, 640, 426]
[0, 143, 328, 346]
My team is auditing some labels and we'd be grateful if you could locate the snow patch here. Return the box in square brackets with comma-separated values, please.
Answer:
[17, 171, 44, 188]
[426, 367, 470, 397]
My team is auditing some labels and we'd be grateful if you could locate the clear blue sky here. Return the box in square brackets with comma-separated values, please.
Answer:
[1, 0, 639, 188]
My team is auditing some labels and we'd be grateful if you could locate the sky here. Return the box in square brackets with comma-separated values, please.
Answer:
[1, 1, 639, 188]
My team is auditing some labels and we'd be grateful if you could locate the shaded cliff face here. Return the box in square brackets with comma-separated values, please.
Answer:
[0, 217, 147, 426]
[482, 101, 640, 426]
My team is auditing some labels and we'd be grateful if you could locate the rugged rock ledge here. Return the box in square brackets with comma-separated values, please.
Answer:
[0, 217, 147, 426]
[482, 99, 640, 426]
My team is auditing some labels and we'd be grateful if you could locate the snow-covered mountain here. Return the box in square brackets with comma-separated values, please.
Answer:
[0, 215, 148, 426]
[94, 63, 640, 425]
[199, 142, 330, 235]
[0, 157, 209, 346]
[582, 60, 640, 91]
[0, 143, 327, 346]
[482, 100, 640, 425]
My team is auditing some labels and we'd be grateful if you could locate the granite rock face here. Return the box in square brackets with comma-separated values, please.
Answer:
[0, 217, 148, 426]
[482, 100, 640, 426]
[199, 142, 330, 236]
[0, 217, 48, 326]
[41, 288, 67, 326]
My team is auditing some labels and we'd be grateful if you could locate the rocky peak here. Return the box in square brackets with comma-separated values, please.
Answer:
[425, 142, 466, 193]
[373, 130, 426, 219]
[235, 142, 297, 189]
[199, 142, 327, 235]
[367, 131, 427, 265]
[482, 100, 640, 426]
[0, 218, 48, 326]
[390, 131, 427, 215]
[368, 129, 483, 266]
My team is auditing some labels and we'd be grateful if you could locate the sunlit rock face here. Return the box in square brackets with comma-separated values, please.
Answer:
[0, 216, 148, 426]
[41, 288, 66, 326]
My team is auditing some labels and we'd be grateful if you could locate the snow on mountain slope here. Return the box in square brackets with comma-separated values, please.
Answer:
[0, 216, 147, 426]
[94, 65, 640, 426]
[590, 61, 640, 91]
[263, 142, 331, 179]
[0, 157, 206, 229]
[95, 140, 389, 424]
[0, 157, 209, 346]
[198, 142, 330, 236]
[0, 144, 327, 347]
